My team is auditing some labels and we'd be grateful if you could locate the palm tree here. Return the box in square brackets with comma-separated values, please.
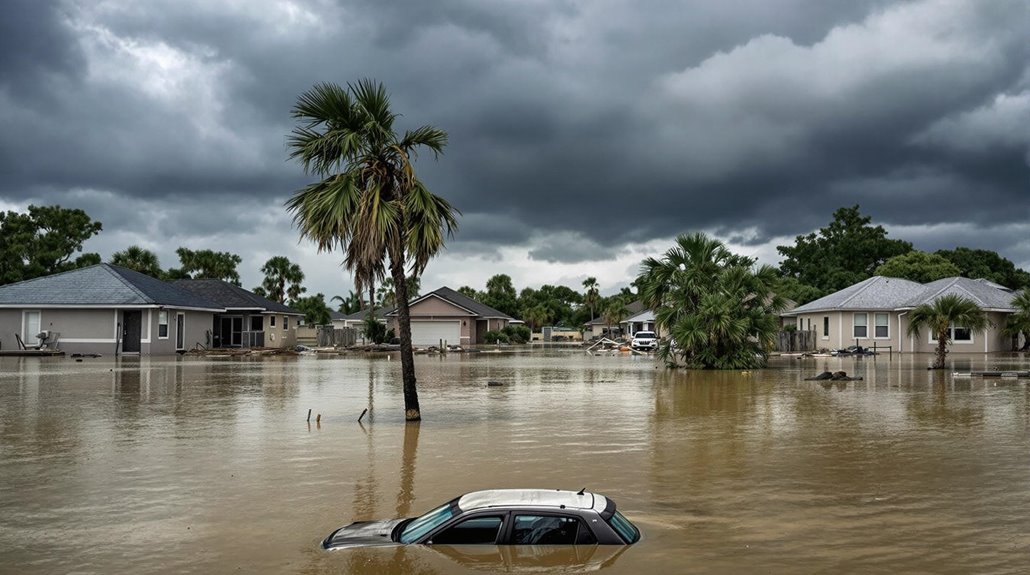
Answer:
[286, 80, 459, 421]
[636, 232, 785, 369]
[1002, 288, 1030, 351]
[602, 299, 629, 339]
[582, 277, 600, 321]
[259, 256, 306, 304]
[907, 294, 993, 369]
[110, 245, 162, 277]
[331, 290, 363, 314]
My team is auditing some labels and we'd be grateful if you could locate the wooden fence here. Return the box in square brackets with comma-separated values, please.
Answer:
[774, 330, 816, 352]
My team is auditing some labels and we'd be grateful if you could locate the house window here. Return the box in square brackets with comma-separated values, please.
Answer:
[822, 316, 829, 337]
[853, 313, 867, 338]
[874, 313, 889, 338]
[158, 311, 169, 339]
[270, 315, 276, 328]
[930, 325, 974, 343]
[283, 316, 289, 329]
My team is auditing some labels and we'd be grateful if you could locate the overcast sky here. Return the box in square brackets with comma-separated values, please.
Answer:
[1, 0, 1028, 301]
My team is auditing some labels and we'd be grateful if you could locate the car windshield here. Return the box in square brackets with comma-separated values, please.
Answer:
[398, 502, 457, 543]
[606, 510, 640, 544]
[634, 332, 656, 338]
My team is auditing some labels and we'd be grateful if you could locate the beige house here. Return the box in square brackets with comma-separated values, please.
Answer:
[784, 276, 1020, 353]
[387, 287, 516, 346]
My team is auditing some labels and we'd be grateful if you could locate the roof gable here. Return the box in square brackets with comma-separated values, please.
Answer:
[388, 287, 515, 320]
[905, 277, 1017, 310]
[0, 264, 221, 309]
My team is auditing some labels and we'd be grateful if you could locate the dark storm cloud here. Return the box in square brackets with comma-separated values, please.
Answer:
[1, 0, 1028, 282]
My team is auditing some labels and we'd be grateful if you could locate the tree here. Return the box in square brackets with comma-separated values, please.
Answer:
[875, 251, 962, 283]
[457, 285, 480, 299]
[377, 276, 420, 308]
[110, 245, 162, 277]
[291, 292, 332, 326]
[582, 277, 600, 322]
[777, 205, 912, 297]
[482, 274, 519, 318]
[331, 291, 362, 314]
[524, 304, 552, 331]
[257, 256, 306, 304]
[602, 299, 629, 339]
[285, 79, 459, 421]
[638, 232, 786, 369]
[1003, 288, 1030, 351]
[906, 294, 993, 369]
[775, 276, 824, 306]
[172, 248, 243, 285]
[935, 247, 1030, 289]
[0, 205, 103, 285]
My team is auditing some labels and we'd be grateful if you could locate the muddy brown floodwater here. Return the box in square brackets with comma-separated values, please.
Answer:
[2, 350, 1029, 574]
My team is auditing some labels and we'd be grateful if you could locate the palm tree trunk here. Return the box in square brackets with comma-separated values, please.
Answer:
[388, 241, 420, 421]
[934, 327, 948, 369]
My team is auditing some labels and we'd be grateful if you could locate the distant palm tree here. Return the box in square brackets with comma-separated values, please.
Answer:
[907, 294, 993, 369]
[110, 245, 162, 277]
[285, 79, 459, 421]
[259, 256, 305, 304]
[582, 277, 600, 322]
[602, 299, 629, 339]
[331, 290, 363, 314]
[1003, 288, 1030, 351]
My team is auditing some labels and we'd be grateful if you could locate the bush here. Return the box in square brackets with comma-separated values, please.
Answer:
[483, 330, 510, 344]
[502, 324, 531, 344]
[364, 318, 387, 344]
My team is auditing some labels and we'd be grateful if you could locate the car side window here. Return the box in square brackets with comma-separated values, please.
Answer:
[430, 516, 504, 545]
[512, 515, 588, 545]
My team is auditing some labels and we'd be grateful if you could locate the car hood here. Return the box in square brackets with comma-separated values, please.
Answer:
[322, 518, 408, 550]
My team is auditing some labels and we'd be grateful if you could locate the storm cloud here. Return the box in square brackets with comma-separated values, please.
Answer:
[1, 0, 1027, 297]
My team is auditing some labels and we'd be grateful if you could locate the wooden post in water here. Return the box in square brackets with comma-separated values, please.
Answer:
[307, 409, 311, 422]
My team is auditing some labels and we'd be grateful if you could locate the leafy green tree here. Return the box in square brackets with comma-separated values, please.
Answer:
[875, 251, 961, 283]
[0, 205, 103, 285]
[257, 256, 306, 304]
[935, 247, 1030, 289]
[110, 245, 162, 277]
[582, 277, 600, 321]
[172, 247, 243, 285]
[1003, 288, 1030, 351]
[524, 304, 551, 331]
[777, 205, 912, 297]
[907, 294, 993, 369]
[285, 79, 459, 422]
[639, 232, 786, 369]
[775, 276, 824, 306]
[377, 276, 420, 308]
[483, 274, 519, 317]
[291, 292, 332, 326]
[457, 285, 480, 299]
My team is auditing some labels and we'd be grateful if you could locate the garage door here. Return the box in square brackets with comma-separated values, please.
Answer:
[410, 321, 461, 346]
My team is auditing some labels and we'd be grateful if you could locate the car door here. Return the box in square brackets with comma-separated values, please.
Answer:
[426, 513, 507, 545]
[509, 513, 597, 545]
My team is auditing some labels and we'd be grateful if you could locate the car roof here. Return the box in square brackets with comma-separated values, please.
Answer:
[457, 489, 608, 514]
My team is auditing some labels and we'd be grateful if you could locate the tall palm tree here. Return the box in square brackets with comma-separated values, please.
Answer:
[259, 256, 306, 304]
[582, 277, 600, 321]
[907, 294, 993, 369]
[110, 245, 162, 277]
[1002, 288, 1030, 351]
[602, 299, 629, 339]
[286, 80, 459, 421]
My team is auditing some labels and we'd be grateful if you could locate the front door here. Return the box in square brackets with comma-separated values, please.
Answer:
[175, 313, 185, 351]
[122, 311, 142, 353]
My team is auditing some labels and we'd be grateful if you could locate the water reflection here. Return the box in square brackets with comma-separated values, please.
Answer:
[396, 422, 421, 517]
[432, 544, 628, 573]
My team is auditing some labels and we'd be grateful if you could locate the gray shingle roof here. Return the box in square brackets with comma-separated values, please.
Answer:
[334, 307, 391, 321]
[173, 279, 302, 315]
[789, 275, 1017, 315]
[906, 277, 1016, 310]
[0, 264, 222, 309]
[790, 276, 927, 314]
[387, 286, 516, 320]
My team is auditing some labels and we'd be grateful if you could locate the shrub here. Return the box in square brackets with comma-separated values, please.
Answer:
[502, 324, 531, 343]
[483, 330, 510, 344]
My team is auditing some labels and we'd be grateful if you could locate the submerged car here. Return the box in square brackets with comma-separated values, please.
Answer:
[630, 331, 658, 352]
[322, 489, 640, 549]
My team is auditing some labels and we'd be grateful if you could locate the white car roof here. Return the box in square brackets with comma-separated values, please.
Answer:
[457, 489, 608, 514]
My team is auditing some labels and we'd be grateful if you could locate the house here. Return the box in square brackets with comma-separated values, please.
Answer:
[783, 276, 1019, 353]
[621, 309, 658, 337]
[0, 264, 223, 355]
[173, 279, 303, 349]
[583, 300, 646, 339]
[386, 286, 517, 346]
[330, 308, 390, 331]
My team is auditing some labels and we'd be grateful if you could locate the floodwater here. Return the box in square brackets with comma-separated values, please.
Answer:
[1, 350, 1029, 574]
